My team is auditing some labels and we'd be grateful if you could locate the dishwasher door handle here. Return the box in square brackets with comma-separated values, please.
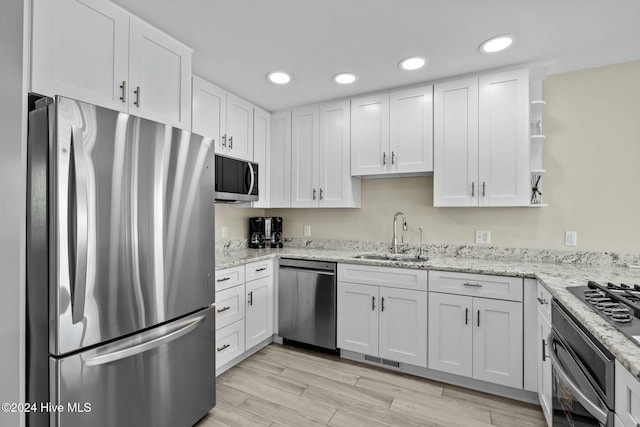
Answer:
[279, 266, 335, 276]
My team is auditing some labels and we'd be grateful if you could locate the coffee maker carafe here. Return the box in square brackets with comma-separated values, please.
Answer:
[249, 217, 265, 249]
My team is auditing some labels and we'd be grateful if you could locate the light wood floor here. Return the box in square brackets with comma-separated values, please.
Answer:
[197, 344, 545, 427]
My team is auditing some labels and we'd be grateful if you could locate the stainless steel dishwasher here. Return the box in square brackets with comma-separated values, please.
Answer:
[278, 259, 337, 350]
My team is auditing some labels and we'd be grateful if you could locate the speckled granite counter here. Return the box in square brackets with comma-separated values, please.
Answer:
[215, 245, 640, 380]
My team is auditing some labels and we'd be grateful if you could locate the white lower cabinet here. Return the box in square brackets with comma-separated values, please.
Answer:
[215, 320, 245, 368]
[428, 270, 524, 389]
[337, 265, 428, 367]
[245, 276, 273, 350]
[615, 360, 640, 427]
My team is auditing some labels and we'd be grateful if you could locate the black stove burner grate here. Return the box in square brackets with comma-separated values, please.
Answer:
[587, 281, 640, 319]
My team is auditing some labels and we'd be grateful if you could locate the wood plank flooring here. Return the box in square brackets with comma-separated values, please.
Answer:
[197, 344, 545, 427]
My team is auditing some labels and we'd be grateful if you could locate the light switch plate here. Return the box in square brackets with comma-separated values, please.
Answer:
[565, 231, 577, 246]
[304, 225, 311, 237]
[475, 230, 491, 245]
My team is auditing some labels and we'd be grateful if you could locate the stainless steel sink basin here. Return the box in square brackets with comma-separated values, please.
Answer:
[352, 254, 427, 262]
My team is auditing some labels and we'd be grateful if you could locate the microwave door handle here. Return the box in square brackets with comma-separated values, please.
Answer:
[69, 126, 89, 324]
[247, 162, 255, 195]
[546, 333, 609, 425]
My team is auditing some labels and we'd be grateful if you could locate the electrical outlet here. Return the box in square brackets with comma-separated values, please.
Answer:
[221, 227, 228, 239]
[565, 231, 577, 246]
[304, 225, 311, 237]
[475, 230, 491, 245]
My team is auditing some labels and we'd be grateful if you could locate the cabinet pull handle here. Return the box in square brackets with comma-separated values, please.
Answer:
[313, 188, 317, 200]
[119, 81, 126, 103]
[229, 136, 233, 149]
[217, 306, 231, 313]
[477, 310, 480, 327]
[482, 181, 486, 197]
[319, 188, 323, 200]
[463, 282, 482, 288]
[471, 182, 475, 197]
[222, 134, 227, 148]
[217, 344, 230, 352]
[541, 338, 547, 362]
[248, 291, 253, 306]
[134, 86, 141, 107]
[255, 267, 266, 272]
[391, 151, 396, 165]
[383, 152, 387, 165]
[465, 308, 469, 325]
[216, 277, 231, 282]
[381, 297, 385, 312]
[372, 296, 375, 311]
[537, 297, 548, 305]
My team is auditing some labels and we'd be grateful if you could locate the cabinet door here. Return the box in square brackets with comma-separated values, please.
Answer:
[191, 76, 226, 153]
[337, 282, 378, 356]
[226, 93, 254, 161]
[270, 111, 292, 208]
[245, 277, 273, 350]
[433, 77, 479, 207]
[615, 360, 640, 427]
[319, 100, 360, 208]
[472, 298, 523, 388]
[428, 292, 473, 377]
[390, 86, 434, 174]
[350, 93, 390, 176]
[478, 69, 530, 206]
[378, 288, 427, 367]
[537, 309, 552, 427]
[129, 17, 192, 129]
[31, 0, 129, 111]
[291, 106, 320, 207]
[252, 107, 271, 208]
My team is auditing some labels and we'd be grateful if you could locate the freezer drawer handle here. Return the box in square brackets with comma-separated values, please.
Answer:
[69, 126, 89, 324]
[217, 344, 230, 352]
[217, 306, 231, 313]
[217, 277, 231, 282]
[83, 314, 206, 367]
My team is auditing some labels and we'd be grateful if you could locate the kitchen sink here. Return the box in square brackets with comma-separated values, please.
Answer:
[352, 254, 427, 263]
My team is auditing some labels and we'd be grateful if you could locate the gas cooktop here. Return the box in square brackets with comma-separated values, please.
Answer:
[567, 281, 640, 346]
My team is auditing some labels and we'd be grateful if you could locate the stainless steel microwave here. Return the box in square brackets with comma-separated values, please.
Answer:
[214, 154, 259, 202]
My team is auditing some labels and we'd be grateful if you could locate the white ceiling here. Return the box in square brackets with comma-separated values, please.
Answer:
[112, 0, 640, 112]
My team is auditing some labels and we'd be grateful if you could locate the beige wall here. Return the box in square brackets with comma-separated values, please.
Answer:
[215, 204, 265, 240]
[219, 60, 640, 253]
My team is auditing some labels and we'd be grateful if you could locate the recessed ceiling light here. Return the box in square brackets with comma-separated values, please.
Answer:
[399, 56, 426, 71]
[333, 73, 357, 84]
[267, 71, 292, 84]
[479, 35, 515, 53]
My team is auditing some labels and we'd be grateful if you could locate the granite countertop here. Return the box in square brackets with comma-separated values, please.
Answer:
[215, 245, 640, 380]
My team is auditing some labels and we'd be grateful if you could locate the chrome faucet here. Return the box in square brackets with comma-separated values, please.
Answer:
[391, 211, 408, 254]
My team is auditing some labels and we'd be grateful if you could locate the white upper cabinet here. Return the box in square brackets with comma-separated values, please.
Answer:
[291, 106, 320, 208]
[32, 0, 192, 129]
[351, 86, 433, 177]
[31, 0, 129, 111]
[191, 77, 254, 161]
[434, 69, 530, 207]
[128, 17, 192, 128]
[191, 75, 225, 143]
[252, 106, 271, 208]
[226, 93, 254, 161]
[269, 111, 292, 208]
[390, 86, 434, 173]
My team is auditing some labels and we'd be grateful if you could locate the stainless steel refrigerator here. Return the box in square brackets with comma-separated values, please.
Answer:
[26, 96, 216, 427]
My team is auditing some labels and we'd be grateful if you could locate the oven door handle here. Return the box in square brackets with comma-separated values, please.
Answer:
[547, 332, 609, 425]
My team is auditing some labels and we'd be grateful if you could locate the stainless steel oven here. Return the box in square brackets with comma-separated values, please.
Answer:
[549, 300, 615, 426]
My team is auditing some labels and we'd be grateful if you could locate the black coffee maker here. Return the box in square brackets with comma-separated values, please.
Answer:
[269, 217, 283, 248]
[249, 217, 265, 249]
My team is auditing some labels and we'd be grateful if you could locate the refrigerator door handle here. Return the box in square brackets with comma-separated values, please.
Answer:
[83, 313, 207, 367]
[69, 126, 89, 324]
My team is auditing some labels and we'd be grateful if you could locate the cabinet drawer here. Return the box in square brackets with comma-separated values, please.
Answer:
[215, 285, 245, 330]
[245, 259, 273, 282]
[215, 266, 245, 291]
[215, 320, 245, 371]
[338, 264, 427, 291]
[429, 270, 523, 302]
[536, 282, 552, 323]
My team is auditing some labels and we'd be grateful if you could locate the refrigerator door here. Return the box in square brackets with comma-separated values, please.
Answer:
[50, 96, 215, 355]
[50, 306, 215, 427]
